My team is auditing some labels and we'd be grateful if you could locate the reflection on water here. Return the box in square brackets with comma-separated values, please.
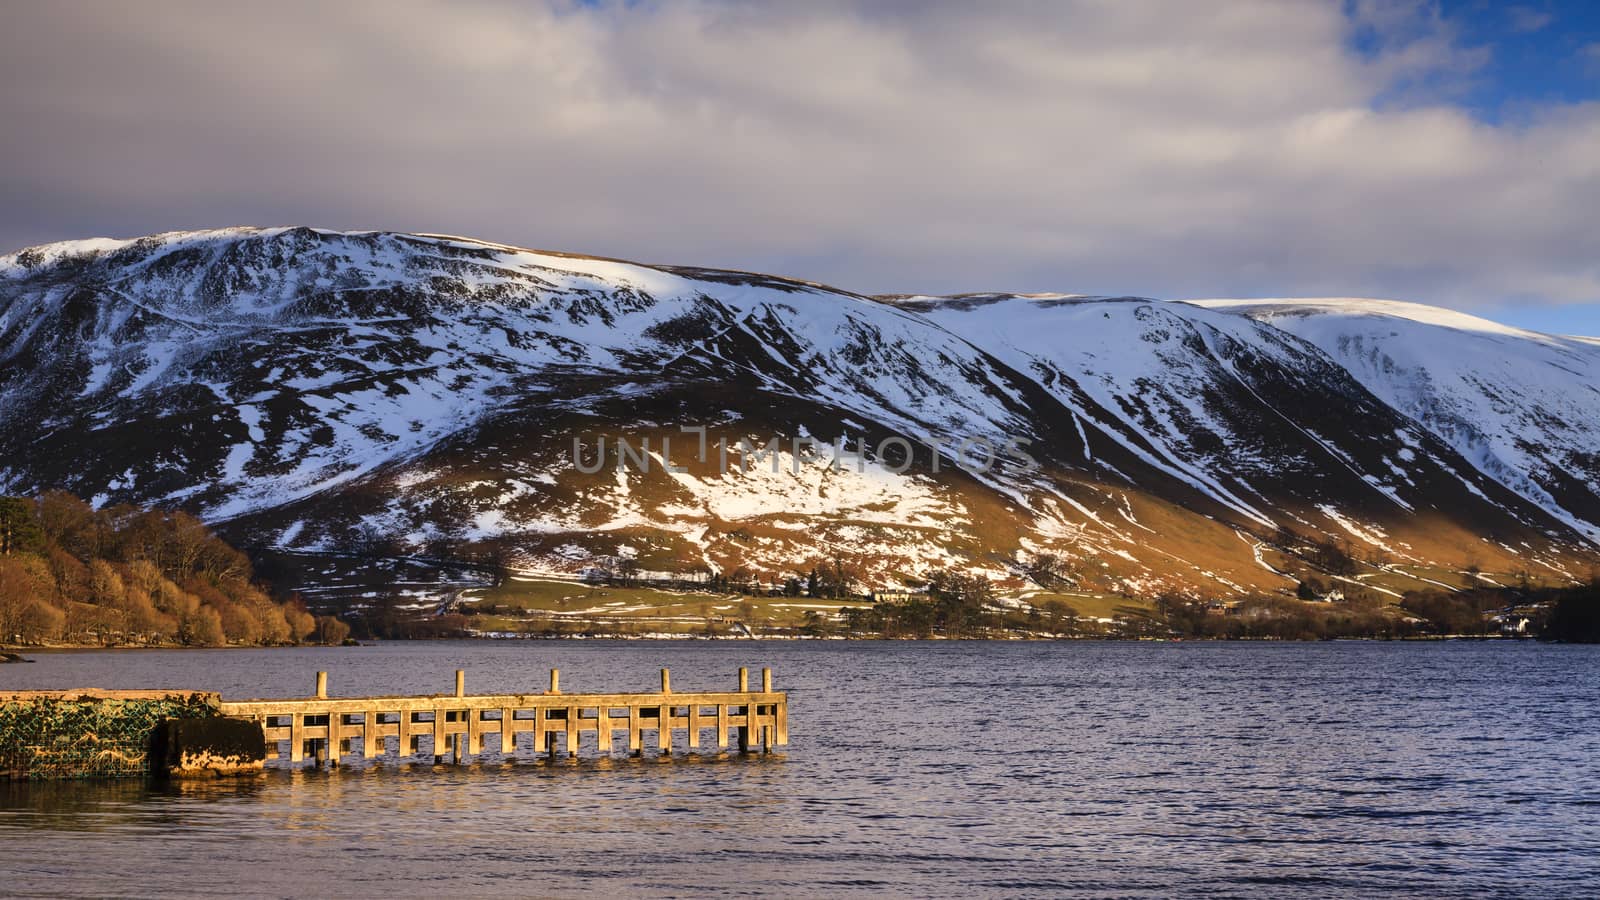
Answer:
[3, 640, 1599, 897]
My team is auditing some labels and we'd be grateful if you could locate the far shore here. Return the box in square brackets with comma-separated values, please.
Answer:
[2, 632, 1555, 656]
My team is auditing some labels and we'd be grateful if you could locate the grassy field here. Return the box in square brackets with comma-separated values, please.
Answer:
[460, 576, 876, 635]
[454, 563, 1544, 638]
[1010, 590, 1153, 621]
[458, 574, 1167, 637]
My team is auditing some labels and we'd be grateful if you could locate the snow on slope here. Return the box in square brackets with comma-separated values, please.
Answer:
[1195, 298, 1600, 544]
[902, 296, 1277, 525]
[894, 293, 1491, 546]
[0, 228, 1034, 523]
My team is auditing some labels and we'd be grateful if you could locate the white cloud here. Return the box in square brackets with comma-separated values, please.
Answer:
[1507, 6, 1554, 34]
[0, 0, 1595, 312]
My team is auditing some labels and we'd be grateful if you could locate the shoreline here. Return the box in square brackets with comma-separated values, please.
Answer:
[3, 632, 1553, 654]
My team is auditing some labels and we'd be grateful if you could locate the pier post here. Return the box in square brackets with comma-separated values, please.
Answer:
[760, 668, 773, 753]
[315, 671, 327, 699]
[738, 667, 750, 753]
[433, 707, 446, 764]
[658, 668, 674, 754]
[628, 705, 642, 756]
[326, 712, 342, 767]
[532, 706, 551, 760]
[363, 710, 380, 759]
[565, 705, 579, 760]
[500, 707, 515, 755]
[549, 669, 561, 695]
[455, 670, 465, 698]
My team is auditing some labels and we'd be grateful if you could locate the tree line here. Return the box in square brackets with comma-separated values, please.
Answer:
[1531, 579, 1600, 642]
[579, 553, 865, 600]
[0, 492, 349, 647]
[813, 568, 1600, 641]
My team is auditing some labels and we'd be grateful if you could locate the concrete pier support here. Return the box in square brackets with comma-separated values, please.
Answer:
[155, 716, 266, 779]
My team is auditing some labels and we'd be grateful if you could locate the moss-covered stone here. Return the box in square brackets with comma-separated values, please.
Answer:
[0, 691, 219, 780]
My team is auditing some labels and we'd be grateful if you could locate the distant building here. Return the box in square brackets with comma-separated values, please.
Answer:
[1499, 616, 1530, 634]
[871, 591, 919, 604]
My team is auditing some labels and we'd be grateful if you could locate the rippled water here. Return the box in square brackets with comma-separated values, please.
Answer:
[3, 640, 1598, 897]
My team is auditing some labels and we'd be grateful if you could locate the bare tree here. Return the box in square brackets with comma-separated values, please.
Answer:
[616, 557, 641, 586]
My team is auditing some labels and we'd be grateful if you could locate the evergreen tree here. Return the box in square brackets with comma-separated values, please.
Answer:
[0, 497, 44, 555]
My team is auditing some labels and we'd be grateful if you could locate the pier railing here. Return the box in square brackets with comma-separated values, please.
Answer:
[217, 666, 788, 766]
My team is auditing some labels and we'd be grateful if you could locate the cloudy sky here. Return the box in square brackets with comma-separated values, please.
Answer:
[2, 0, 1597, 333]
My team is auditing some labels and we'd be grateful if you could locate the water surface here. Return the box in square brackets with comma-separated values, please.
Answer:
[3, 640, 1597, 897]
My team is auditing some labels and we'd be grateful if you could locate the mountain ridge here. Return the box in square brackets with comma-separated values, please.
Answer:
[3, 227, 1596, 604]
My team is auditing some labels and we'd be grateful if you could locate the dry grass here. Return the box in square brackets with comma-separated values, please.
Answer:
[461, 577, 874, 634]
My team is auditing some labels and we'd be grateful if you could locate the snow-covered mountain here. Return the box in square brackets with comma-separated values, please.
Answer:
[1, 228, 1595, 598]
[1194, 299, 1600, 545]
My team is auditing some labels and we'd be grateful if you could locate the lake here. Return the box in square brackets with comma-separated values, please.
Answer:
[3, 640, 1598, 897]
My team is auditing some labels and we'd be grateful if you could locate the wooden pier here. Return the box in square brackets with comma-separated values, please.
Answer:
[217, 667, 788, 767]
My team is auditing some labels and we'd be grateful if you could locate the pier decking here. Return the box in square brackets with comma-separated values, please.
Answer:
[218, 667, 789, 766]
